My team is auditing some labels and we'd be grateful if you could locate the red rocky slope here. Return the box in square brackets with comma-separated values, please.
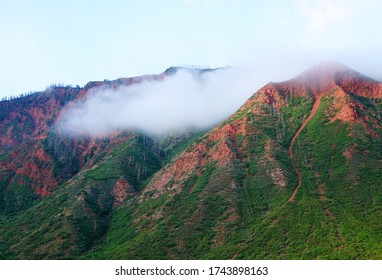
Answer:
[0, 74, 165, 199]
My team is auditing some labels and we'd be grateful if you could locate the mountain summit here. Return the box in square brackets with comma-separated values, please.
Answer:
[1, 63, 382, 259]
[295, 61, 381, 97]
[276, 61, 382, 98]
[295, 61, 365, 84]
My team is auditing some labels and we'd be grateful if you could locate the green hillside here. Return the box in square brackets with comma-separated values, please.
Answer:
[0, 133, 163, 259]
[84, 66, 382, 259]
[1, 63, 382, 259]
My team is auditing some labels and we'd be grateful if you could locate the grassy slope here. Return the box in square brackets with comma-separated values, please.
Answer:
[84, 96, 310, 259]
[86, 92, 382, 260]
[2, 90, 382, 259]
[0, 134, 163, 259]
[238, 93, 382, 259]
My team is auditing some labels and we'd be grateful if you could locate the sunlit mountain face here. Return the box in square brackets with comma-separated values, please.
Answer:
[1, 63, 382, 259]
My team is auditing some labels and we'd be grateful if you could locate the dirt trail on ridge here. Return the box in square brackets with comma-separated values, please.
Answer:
[288, 97, 322, 202]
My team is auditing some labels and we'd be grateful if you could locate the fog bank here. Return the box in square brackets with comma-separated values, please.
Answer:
[56, 67, 257, 137]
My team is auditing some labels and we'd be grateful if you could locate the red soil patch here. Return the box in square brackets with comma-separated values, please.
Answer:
[329, 87, 359, 123]
[317, 185, 326, 199]
[144, 143, 207, 198]
[261, 139, 286, 187]
[210, 140, 236, 166]
[112, 178, 133, 206]
[342, 145, 356, 162]
[338, 79, 382, 98]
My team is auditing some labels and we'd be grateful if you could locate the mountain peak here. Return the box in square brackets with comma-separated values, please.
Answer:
[294, 61, 362, 85]
[300, 60, 352, 74]
[288, 61, 381, 98]
[253, 61, 382, 111]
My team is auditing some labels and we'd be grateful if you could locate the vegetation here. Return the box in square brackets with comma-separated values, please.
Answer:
[0, 134, 164, 259]
[2, 67, 382, 259]
[83, 89, 382, 259]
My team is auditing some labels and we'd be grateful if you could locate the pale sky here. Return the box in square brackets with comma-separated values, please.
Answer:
[1, 0, 381, 98]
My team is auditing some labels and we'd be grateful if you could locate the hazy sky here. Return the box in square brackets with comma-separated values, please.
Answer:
[1, 0, 382, 98]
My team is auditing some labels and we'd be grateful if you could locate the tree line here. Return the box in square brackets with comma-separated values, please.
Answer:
[1, 84, 81, 102]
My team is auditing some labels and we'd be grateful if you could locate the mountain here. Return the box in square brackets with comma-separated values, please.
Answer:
[0, 68, 208, 258]
[0, 69, 208, 213]
[86, 62, 382, 259]
[1, 62, 382, 259]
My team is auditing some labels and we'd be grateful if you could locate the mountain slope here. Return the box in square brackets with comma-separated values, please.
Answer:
[0, 77, 160, 212]
[0, 69, 202, 214]
[1, 62, 382, 259]
[85, 62, 382, 259]
[0, 132, 165, 259]
[0, 67, 213, 258]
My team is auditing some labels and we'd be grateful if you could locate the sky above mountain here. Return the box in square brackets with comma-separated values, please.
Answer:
[0, 0, 382, 98]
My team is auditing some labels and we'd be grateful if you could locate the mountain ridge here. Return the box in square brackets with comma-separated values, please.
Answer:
[2, 62, 382, 259]
[280, 61, 382, 98]
[0, 67, 216, 200]
[86, 62, 382, 259]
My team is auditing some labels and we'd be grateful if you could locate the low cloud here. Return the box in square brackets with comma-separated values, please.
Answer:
[56, 67, 258, 137]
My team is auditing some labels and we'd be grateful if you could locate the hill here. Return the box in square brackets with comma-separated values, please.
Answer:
[0, 68, 207, 258]
[86, 62, 382, 259]
[1, 62, 382, 259]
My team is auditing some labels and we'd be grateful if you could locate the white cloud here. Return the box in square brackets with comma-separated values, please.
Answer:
[56, 67, 257, 137]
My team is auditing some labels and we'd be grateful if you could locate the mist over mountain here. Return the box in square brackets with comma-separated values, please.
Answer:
[56, 67, 256, 137]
